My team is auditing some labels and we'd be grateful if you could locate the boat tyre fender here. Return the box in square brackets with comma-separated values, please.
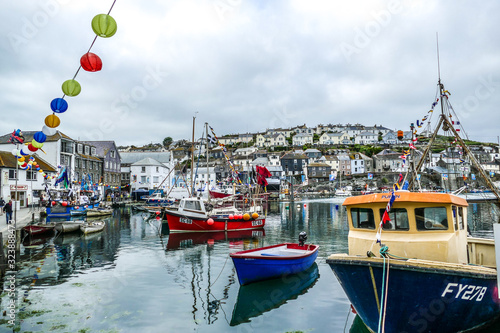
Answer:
[204, 202, 214, 212]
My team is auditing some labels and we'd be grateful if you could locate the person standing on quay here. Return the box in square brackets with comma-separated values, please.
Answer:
[0, 197, 4, 216]
[3, 199, 13, 224]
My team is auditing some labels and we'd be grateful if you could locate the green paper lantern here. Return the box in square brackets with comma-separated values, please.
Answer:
[92, 14, 117, 38]
[62, 79, 81, 97]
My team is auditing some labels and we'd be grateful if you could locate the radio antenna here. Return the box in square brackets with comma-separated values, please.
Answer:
[436, 32, 441, 82]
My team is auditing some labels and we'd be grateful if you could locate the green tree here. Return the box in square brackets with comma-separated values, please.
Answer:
[163, 137, 173, 147]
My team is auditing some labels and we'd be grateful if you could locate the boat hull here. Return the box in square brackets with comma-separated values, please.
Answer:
[326, 255, 500, 333]
[55, 221, 83, 233]
[22, 223, 56, 236]
[164, 210, 265, 233]
[230, 243, 319, 285]
[80, 222, 105, 234]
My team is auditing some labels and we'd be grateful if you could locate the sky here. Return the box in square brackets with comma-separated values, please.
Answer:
[1, 0, 500, 146]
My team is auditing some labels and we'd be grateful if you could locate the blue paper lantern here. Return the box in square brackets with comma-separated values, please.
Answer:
[33, 131, 47, 143]
[50, 98, 68, 113]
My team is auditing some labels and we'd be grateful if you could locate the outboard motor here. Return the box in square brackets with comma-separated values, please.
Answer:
[298, 231, 307, 246]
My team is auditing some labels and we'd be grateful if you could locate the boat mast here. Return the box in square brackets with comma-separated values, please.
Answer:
[205, 122, 210, 203]
[191, 115, 196, 197]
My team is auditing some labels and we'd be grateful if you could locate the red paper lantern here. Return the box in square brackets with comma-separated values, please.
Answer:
[80, 52, 102, 72]
[28, 144, 38, 152]
[75, 206, 79, 209]
[51, 201, 56, 206]
[62, 201, 68, 207]
[155, 211, 160, 215]
[228, 214, 234, 220]
[207, 218, 214, 225]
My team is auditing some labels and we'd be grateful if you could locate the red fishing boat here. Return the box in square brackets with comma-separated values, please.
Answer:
[22, 222, 56, 236]
[162, 197, 265, 233]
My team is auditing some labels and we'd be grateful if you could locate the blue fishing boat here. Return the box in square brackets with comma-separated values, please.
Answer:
[328, 255, 500, 333]
[230, 232, 318, 285]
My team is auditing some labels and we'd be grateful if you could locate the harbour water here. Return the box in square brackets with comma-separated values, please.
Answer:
[2, 198, 500, 332]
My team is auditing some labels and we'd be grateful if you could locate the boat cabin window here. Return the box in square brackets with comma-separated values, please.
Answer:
[378, 208, 409, 230]
[184, 200, 202, 211]
[351, 208, 375, 229]
[415, 207, 448, 231]
[458, 207, 464, 230]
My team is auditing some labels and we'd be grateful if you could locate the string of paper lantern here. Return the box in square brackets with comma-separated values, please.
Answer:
[11, 1, 118, 180]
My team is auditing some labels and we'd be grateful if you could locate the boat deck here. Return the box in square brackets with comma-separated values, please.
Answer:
[232, 244, 317, 258]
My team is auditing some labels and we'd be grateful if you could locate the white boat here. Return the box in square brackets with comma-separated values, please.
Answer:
[55, 221, 84, 233]
[86, 208, 113, 217]
[80, 221, 105, 234]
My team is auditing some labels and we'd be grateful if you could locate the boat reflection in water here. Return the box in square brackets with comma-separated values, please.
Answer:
[230, 262, 319, 326]
[349, 315, 371, 333]
[165, 229, 265, 250]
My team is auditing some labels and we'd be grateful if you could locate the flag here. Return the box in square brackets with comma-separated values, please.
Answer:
[398, 173, 403, 183]
[381, 210, 391, 224]
[471, 174, 476, 180]
[367, 173, 373, 180]
[55, 166, 69, 188]
[442, 174, 448, 181]
[207, 134, 216, 144]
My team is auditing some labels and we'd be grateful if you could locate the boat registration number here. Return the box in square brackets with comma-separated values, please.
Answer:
[179, 217, 192, 224]
[441, 283, 487, 301]
[252, 220, 262, 226]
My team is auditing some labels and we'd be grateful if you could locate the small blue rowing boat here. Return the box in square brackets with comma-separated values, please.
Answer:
[230, 232, 319, 285]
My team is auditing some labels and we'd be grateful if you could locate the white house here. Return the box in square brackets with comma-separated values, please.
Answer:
[130, 157, 172, 192]
[293, 133, 314, 146]
[0, 130, 77, 181]
[354, 131, 378, 145]
[0, 151, 57, 208]
[255, 133, 288, 148]
[319, 132, 351, 145]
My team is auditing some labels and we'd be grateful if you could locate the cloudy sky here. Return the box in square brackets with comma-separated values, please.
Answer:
[1, 0, 500, 146]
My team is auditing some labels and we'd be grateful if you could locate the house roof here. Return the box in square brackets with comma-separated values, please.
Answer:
[0, 130, 73, 144]
[131, 157, 165, 167]
[121, 152, 171, 164]
[0, 150, 57, 172]
[81, 140, 121, 160]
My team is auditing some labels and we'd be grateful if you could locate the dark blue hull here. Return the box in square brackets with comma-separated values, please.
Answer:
[327, 256, 500, 333]
[231, 244, 319, 285]
[47, 202, 100, 217]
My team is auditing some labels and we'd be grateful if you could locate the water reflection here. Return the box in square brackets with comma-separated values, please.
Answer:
[230, 262, 319, 326]
[2, 199, 499, 332]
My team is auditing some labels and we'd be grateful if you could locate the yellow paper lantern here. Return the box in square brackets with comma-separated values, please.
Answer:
[45, 114, 61, 128]
[243, 213, 251, 221]
[252, 212, 259, 219]
[31, 139, 44, 149]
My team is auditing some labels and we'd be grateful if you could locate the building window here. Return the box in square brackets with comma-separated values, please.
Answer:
[91, 147, 96, 156]
[82, 160, 86, 168]
[141, 176, 147, 183]
[89, 161, 93, 170]
[77, 144, 83, 154]
[9, 170, 17, 180]
[156, 167, 159, 172]
[26, 170, 37, 181]
[110, 150, 115, 158]
[141, 167, 146, 173]
[153, 176, 159, 183]
[85, 146, 90, 155]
